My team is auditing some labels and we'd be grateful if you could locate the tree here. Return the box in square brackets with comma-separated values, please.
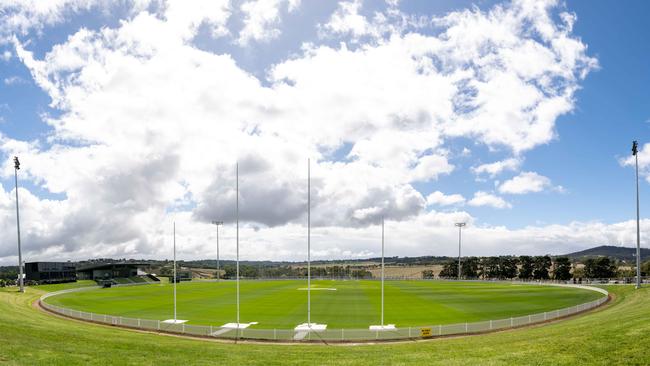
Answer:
[422, 270, 435, 279]
[553, 257, 572, 280]
[499, 257, 518, 279]
[584, 257, 617, 279]
[533, 256, 552, 280]
[439, 261, 458, 278]
[461, 257, 479, 278]
[481, 257, 500, 279]
[519, 256, 534, 279]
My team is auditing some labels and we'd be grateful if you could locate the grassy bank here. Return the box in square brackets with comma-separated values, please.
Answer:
[0, 284, 648, 365]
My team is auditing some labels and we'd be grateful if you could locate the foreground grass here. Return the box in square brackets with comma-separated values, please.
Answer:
[0, 285, 648, 365]
[43, 280, 601, 328]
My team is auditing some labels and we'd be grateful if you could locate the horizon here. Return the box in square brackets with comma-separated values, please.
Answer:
[0, 0, 648, 266]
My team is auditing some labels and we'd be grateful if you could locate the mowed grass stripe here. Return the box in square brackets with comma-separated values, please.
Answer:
[44, 280, 603, 329]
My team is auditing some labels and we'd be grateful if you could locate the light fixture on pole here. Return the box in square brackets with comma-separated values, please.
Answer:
[211, 221, 223, 281]
[633, 141, 642, 289]
[455, 222, 466, 281]
[14, 156, 24, 293]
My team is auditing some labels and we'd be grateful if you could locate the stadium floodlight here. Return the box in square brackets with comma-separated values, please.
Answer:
[455, 222, 466, 281]
[633, 141, 642, 289]
[211, 221, 223, 282]
[14, 156, 24, 293]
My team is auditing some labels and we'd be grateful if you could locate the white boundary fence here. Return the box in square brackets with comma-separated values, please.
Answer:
[39, 283, 609, 342]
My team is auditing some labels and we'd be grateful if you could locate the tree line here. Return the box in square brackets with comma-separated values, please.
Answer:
[428, 256, 625, 280]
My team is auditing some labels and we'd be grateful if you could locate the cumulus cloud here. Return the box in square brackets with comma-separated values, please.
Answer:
[472, 158, 521, 177]
[426, 191, 465, 206]
[237, 0, 299, 46]
[498, 171, 555, 194]
[467, 191, 511, 209]
[0, 0, 605, 264]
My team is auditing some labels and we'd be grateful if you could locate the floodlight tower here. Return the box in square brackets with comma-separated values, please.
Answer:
[211, 221, 223, 281]
[455, 222, 466, 280]
[14, 156, 24, 293]
[632, 141, 642, 289]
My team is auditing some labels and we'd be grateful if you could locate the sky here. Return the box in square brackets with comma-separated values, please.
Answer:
[0, 0, 648, 265]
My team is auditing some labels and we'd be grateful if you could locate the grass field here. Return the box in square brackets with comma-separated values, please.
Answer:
[0, 283, 648, 365]
[43, 280, 602, 329]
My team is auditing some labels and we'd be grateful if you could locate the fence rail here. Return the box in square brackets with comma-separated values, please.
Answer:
[39, 283, 609, 342]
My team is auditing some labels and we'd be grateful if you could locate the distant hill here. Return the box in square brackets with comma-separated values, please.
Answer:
[563, 245, 650, 262]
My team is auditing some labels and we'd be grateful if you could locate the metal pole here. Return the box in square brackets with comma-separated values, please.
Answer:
[307, 158, 311, 326]
[173, 221, 177, 321]
[635, 144, 641, 289]
[458, 225, 462, 280]
[14, 158, 23, 293]
[236, 163, 240, 327]
[211, 221, 223, 281]
[381, 216, 385, 326]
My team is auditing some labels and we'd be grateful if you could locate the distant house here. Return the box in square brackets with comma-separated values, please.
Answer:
[25, 262, 77, 284]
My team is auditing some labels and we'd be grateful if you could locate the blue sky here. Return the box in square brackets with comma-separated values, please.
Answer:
[0, 0, 648, 264]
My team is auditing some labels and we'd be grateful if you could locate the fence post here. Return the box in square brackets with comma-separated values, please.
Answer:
[182, 323, 185, 334]
[544, 312, 547, 321]
[408, 327, 411, 338]
[510, 317, 513, 327]
[489, 320, 492, 330]
[138, 318, 141, 327]
[342, 328, 344, 341]
[158, 320, 160, 330]
[438, 324, 442, 336]
[528, 315, 531, 323]
[465, 323, 468, 333]
[274, 328, 277, 340]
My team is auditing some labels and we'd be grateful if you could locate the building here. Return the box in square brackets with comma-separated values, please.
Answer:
[76, 262, 148, 280]
[25, 262, 77, 284]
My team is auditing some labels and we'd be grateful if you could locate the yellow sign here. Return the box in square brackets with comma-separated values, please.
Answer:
[420, 327, 432, 337]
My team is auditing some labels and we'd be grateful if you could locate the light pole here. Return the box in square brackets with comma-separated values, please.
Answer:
[632, 141, 641, 289]
[307, 158, 311, 327]
[173, 221, 177, 322]
[455, 222, 466, 281]
[381, 216, 385, 327]
[211, 221, 223, 281]
[236, 163, 240, 336]
[14, 156, 24, 293]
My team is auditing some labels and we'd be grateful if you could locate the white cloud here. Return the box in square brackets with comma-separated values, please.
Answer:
[1, 50, 11, 61]
[472, 158, 521, 177]
[426, 191, 465, 206]
[3, 76, 26, 85]
[467, 191, 511, 209]
[237, 0, 298, 46]
[0, 0, 600, 263]
[498, 171, 553, 195]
